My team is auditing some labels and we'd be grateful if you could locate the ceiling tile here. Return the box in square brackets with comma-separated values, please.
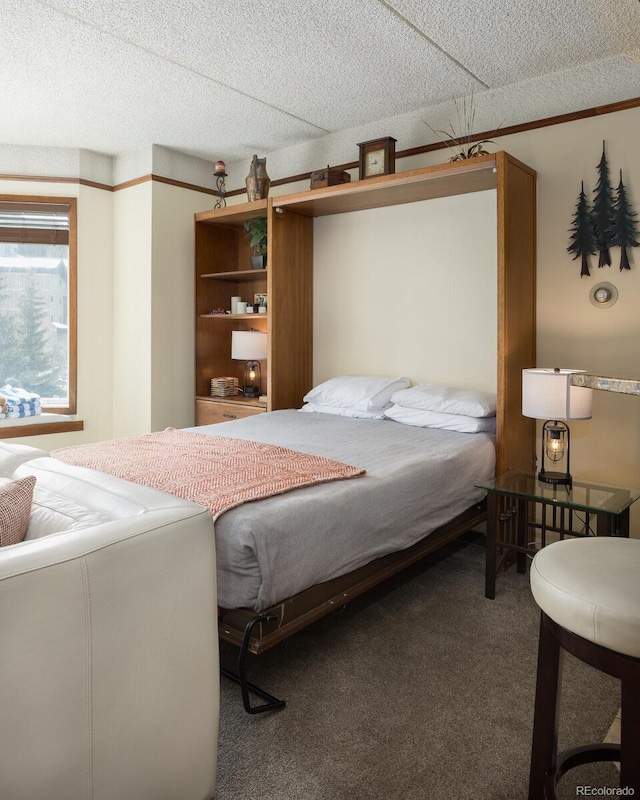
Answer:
[40, 0, 483, 130]
[1, 0, 321, 159]
[384, 0, 640, 86]
[2, 0, 639, 165]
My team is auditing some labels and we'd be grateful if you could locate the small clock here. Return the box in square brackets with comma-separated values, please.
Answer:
[357, 136, 397, 180]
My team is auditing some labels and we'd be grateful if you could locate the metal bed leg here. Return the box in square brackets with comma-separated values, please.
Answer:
[220, 614, 287, 715]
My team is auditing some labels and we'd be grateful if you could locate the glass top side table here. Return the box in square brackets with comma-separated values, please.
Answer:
[477, 472, 640, 599]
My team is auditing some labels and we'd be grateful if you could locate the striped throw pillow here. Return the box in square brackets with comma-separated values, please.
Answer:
[0, 476, 36, 547]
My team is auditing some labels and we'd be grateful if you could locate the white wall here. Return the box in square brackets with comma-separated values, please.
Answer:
[0, 179, 114, 450]
[150, 182, 214, 431]
[493, 107, 640, 491]
[75, 185, 114, 445]
[313, 192, 497, 390]
[2, 174, 213, 445]
[112, 180, 213, 437]
[272, 108, 640, 504]
[3, 105, 640, 531]
[112, 182, 153, 438]
[309, 107, 640, 535]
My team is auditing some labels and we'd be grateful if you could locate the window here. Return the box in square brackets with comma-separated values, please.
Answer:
[0, 196, 77, 414]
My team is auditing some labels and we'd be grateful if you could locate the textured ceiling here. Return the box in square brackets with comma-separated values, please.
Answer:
[1, 0, 639, 163]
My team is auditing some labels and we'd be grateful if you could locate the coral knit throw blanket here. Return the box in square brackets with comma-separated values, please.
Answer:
[53, 428, 365, 520]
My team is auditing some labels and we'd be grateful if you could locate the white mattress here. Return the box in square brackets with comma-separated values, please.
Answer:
[188, 409, 495, 611]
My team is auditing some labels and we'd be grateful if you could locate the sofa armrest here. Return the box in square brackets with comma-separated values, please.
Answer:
[0, 504, 219, 800]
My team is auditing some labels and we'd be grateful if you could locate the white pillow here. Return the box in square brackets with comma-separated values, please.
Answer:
[303, 376, 411, 413]
[390, 384, 496, 418]
[384, 404, 497, 433]
[299, 403, 385, 420]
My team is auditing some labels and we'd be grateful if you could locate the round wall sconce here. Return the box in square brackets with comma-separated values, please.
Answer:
[589, 282, 618, 309]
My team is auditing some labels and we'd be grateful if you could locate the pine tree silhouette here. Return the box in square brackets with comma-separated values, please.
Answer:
[613, 170, 639, 271]
[567, 181, 596, 277]
[590, 142, 616, 267]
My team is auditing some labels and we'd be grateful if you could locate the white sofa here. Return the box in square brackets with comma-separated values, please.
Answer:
[0, 442, 219, 800]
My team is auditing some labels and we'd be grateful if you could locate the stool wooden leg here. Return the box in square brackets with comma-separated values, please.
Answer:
[620, 672, 640, 793]
[529, 613, 564, 800]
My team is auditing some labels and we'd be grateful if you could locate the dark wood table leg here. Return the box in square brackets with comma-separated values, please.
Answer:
[517, 497, 528, 574]
[485, 492, 498, 599]
[596, 508, 629, 538]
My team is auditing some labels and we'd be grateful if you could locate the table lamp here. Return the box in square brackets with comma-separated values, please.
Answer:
[231, 330, 267, 397]
[522, 368, 593, 486]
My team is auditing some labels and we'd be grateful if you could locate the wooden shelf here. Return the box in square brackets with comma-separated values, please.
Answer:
[273, 154, 508, 217]
[195, 199, 267, 226]
[196, 395, 265, 408]
[201, 269, 267, 281]
[194, 151, 535, 457]
[200, 313, 267, 319]
[195, 197, 312, 414]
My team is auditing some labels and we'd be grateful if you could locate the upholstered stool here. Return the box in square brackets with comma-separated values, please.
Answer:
[528, 537, 640, 799]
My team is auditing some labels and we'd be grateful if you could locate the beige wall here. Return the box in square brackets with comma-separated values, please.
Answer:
[112, 180, 213, 437]
[112, 181, 153, 437]
[313, 191, 497, 391]
[500, 108, 640, 492]
[0, 179, 114, 451]
[150, 182, 214, 431]
[310, 106, 640, 533]
[3, 106, 640, 533]
[3, 177, 212, 446]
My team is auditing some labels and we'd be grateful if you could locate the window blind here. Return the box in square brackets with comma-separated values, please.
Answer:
[0, 202, 70, 245]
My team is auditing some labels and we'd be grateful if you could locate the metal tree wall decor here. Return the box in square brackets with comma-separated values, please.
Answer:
[613, 170, 639, 271]
[567, 182, 596, 277]
[590, 142, 616, 268]
[568, 142, 638, 276]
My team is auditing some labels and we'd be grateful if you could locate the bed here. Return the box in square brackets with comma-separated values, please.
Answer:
[189, 409, 495, 612]
[183, 405, 495, 711]
[52, 395, 496, 712]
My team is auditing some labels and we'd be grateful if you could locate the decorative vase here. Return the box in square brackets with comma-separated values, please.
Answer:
[245, 155, 270, 202]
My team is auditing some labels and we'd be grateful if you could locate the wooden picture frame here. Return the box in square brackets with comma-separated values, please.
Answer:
[254, 293, 267, 307]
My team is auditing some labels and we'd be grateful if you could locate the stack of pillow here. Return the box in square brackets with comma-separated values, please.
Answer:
[384, 384, 497, 432]
[300, 376, 411, 419]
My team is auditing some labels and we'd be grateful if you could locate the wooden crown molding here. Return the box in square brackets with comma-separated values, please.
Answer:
[0, 174, 112, 192]
[1, 95, 638, 197]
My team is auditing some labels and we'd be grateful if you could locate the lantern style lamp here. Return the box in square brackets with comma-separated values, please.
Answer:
[231, 330, 267, 398]
[522, 368, 593, 487]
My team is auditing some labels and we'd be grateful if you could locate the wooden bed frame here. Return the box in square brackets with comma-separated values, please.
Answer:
[212, 152, 537, 712]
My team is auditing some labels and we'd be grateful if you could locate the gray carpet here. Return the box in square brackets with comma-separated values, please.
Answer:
[215, 539, 620, 799]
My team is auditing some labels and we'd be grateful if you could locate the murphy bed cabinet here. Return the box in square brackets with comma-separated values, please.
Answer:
[194, 151, 536, 476]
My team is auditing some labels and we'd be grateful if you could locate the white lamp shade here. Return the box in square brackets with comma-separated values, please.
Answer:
[522, 369, 592, 421]
[231, 330, 268, 361]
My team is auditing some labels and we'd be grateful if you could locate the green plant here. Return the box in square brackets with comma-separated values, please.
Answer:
[243, 216, 267, 255]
